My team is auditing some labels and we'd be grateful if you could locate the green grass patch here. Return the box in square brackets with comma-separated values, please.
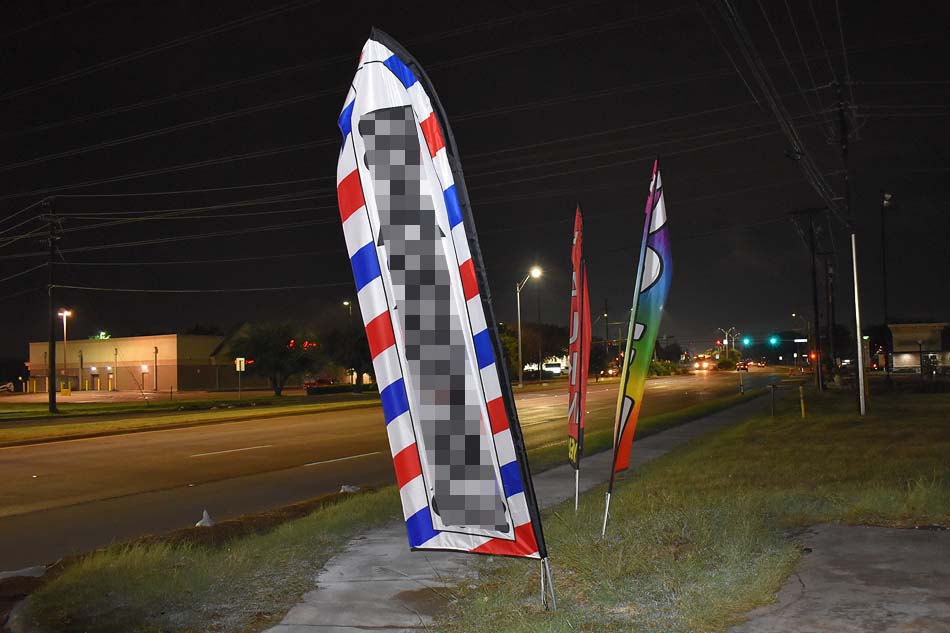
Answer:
[0, 396, 380, 445]
[18, 488, 402, 633]
[442, 388, 950, 633]
[528, 389, 767, 473]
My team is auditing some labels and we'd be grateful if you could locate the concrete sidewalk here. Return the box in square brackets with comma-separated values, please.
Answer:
[729, 524, 950, 633]
[265, 394, 771, 632]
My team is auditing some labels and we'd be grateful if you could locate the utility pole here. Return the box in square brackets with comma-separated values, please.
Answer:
[836, 81, 866, 415]
[603, 298, 609, 357]
[807, 216, 824, 391]
[45, 198, 58, 414]
[822, 253, 836, 378]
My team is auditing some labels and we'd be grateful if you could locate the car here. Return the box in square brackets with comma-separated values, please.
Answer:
[692, 356, 715, 371]
[542, 362, 564, 376]
[757, 359, 767, 367]
[736, 361, 750, 371]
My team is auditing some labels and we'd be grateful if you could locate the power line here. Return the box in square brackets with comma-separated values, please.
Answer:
[61, 204, 332, 230]
[60, 250, 332, 266]
[783, 0, 834, 138]
[0, 0, 323, 102]
[0, 217, 338, 261]
[470, 122, 821, 190]
[834, 0, 856, 106]
[53, 281, 352, 293]
[0, 262, 46, 284]
[0, 286, 43, 303]
[52, 176, 330, 199]
[0, 0, 115, 40]
[0, 140, 336, 201]
[56, 188, 332, 216]
[0, 92, 330, 174]
[0, 1, 609, 141]
[755, 0, 827, 133]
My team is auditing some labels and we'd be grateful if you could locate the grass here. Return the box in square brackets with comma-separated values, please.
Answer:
[0, 393, 307, 421]
[13, 384, 760, 632]
[527, 388, 767, 473]
[0, 395, 381, 445]
[18, 488, 402, 633]
[440, 388, 950, 633]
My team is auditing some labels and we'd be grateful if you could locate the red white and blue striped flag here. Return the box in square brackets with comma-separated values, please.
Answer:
[335, 30, 547, 559]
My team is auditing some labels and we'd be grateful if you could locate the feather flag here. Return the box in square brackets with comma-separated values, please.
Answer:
[335, 30, 548, 561]
[566, 207, 591, 472]
[603, 160, 672, 534]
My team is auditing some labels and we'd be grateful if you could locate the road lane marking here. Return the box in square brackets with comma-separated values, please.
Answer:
[303, 451, 382, 467]
[190, 444, 273, 458]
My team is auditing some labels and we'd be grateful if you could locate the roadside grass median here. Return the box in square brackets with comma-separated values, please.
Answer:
[11, 383, 766, 632]
[16, 488, 402, 633]
[527, 388, 768, 473]
[441, 388, 950, 633]
[0, 395, 381, 446]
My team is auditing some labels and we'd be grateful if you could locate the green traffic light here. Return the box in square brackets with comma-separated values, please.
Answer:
[742, 337, 751, 346]
[769, 336, 779, 346]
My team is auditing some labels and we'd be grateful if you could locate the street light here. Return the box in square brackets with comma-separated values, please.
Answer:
[342, 300, 352, 317]
[880, 191, 893, 378]
[516, 266, 542, 388]
[57, 309, 72, 391]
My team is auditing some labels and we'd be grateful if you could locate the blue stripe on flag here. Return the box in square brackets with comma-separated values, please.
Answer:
[350, 242, 381, 291]
[383, 54, 418, 89]
[406, 506, 438, 547]
[500, 461, 524, 497]
[473, 329, 494, 370]
[338, 101, 354, 148]
[443, 185, 463, 228]
[380, 378, 410, 425]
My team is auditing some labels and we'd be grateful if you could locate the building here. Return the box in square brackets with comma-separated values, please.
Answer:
[26, 333, 263, 392]
[888, 323, 950, 374]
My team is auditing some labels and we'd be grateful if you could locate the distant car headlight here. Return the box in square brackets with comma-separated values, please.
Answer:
[693, 362, 700, 368]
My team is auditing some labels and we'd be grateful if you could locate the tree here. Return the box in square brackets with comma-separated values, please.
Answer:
[323, 325, 374, 391]
[498, 324, 520, 380]
[229, 322, 322, 396]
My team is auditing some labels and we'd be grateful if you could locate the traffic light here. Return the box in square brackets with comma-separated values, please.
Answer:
[769, 335, 779, 346]
[809, 352, 817, 360]
[742, 336, 751, 346]
[715, 339, 722, 346]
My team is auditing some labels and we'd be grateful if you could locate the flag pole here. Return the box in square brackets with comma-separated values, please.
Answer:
[542, 557, 557, 610]
[602, 160, 659, 538]
[574, 256, 588, 512]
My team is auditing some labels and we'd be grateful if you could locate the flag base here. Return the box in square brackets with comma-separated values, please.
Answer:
[601, 491, 612, 537]
[540, 557, 557, 610]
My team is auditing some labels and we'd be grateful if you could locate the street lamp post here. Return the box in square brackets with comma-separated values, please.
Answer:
[880, 191, 893, 379]
[342, 300, 352, 317]
[57, 309, 72, 391]
[516, 266, 542, 388]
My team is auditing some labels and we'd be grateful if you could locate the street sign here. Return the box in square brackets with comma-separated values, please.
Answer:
[235, 357, 246, 372]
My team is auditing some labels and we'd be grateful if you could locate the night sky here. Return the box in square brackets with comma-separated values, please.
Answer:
[2, 0, 949, 361]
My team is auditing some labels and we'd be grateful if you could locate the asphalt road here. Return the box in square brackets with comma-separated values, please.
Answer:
[0, 370, 779, 570]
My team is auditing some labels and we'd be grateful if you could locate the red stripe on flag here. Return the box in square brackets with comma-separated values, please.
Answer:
[393, 444, 422, 489]
[487, 397, 509, 435]
[365, 311, 396, 359]
[420, 113, 445, 157]
[337, 170, 365, 222]
[459, 259, 478, 301]
[471, 523, 539, 557]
